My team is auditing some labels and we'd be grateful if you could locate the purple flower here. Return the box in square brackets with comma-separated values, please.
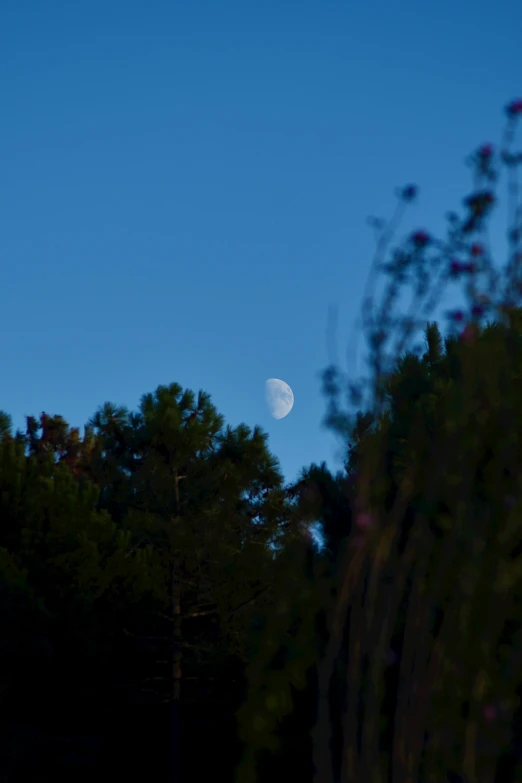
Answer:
[460, 324, 476, 343]
[450, 259, 463, 276]
[483, 704, 497, 723]
[412, 230, 430, 248]
[355, 511, 375, 529]
[478, 143, 494, 157]
[506, 99, 522, 117]
[402, 184, 417, 201]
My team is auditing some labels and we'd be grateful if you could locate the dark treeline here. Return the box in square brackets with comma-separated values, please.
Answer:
[2, 311, 522, 782]
[0, 383, 335, 782]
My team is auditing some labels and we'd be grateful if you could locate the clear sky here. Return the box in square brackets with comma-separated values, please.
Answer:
[2, 0, 521, 487]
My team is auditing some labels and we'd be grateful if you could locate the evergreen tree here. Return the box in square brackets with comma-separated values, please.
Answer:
[0, 384, 311, 781]
[84, 382, 303, 781]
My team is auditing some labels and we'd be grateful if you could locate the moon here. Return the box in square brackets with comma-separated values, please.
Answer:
[265, 378, 294, 419]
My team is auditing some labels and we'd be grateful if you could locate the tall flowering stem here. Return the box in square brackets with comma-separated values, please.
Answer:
[317, 98, 522, 782]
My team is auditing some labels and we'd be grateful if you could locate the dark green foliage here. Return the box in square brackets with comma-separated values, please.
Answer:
[0, 382, 309, 782]
[2, 311, 522, 781]
[288, 461, 356, 568]
[3, 313, 522, 782]
[332, 312, 522, 782]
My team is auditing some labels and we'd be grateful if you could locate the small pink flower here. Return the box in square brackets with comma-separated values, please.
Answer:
[483, 704, 497, 723]
[451, 310, 464, 322]
[471, 303, 484, 317]
[450, 259, 463, 276]
[471, 243, 484, 257]
[355, 511, 375, 529]
[450, 260, 477, 277]
[460, 324, 476, 343]
[478, 143, 494, 157]
[402, 184, 417, 201]
[412, 230, 430, 248]
[507, 99, 522, 117]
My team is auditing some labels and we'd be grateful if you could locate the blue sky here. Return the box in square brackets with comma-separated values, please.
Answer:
[2, 0, 521, 488]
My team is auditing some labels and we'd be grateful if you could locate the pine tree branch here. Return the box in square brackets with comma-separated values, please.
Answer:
[223, 584, 271, 624]
[122, 627, 168, 641]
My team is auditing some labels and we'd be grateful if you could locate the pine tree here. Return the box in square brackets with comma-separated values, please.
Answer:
[85, 382, 302, 781]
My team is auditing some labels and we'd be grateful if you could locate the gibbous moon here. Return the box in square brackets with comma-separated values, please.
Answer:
[265, 378, 294, 419]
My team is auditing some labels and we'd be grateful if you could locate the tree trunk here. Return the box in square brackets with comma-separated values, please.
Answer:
[169, 556, 182, 782]
[169, 471, 183, 781]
